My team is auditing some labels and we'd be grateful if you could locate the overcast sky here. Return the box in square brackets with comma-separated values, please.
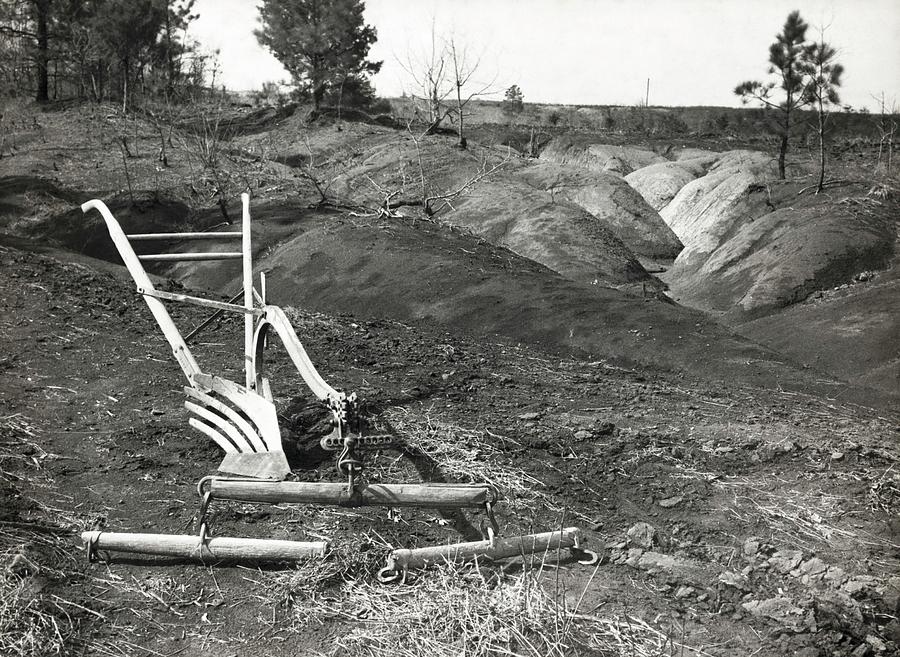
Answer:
[192, 0, 899, 110]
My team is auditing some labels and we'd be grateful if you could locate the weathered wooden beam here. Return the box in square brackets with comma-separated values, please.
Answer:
[209, 480, 492, 509]
[82, 531, 327, 562]
[137, 252, 243, 261]
[386, 527, 583, 571]
[138, 288, 264, 316]
[126, 232, 242, 241]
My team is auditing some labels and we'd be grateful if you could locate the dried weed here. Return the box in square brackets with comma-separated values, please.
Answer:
[384, 409, 554, 513]
[0, 414, 87, 657]
[312, 564, 685, 657]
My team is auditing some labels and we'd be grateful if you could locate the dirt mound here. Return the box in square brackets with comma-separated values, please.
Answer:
[540, 138, 667, 176]
[655, 151, 897, 321]
[297, 128, 667, 289]
[658, 150, 777, 265]
[662, 200, 895, 320]
[162, 206, 849, 396]
[177, 102, 299, 138]
[673, 147, 720, 162]
[623, 161, 705, 211]
[440, 178, 652, 287]
[514, 163, 682, 260]
[442, 161, 682, 288]
[739, 268, 900, 395]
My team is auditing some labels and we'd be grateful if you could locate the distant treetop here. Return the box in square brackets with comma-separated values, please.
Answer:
[255, 0, 382, 111]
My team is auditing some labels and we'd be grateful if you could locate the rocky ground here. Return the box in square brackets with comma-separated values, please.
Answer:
[1, 101, 898, 656]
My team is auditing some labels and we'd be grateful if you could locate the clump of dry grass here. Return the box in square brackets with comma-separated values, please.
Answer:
[247, 538, 386, 630]
[0, 413, 88, 656]
[0, 413, 52, 477]
[0, 571, 67, 656]
[867, 465, 900, 514]
[311, 564, 684, 657]
[717, 476, 900, 562]
[384, 409, 555, 512]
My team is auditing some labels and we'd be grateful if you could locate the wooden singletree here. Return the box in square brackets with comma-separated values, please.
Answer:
[735, 11, 810, 179]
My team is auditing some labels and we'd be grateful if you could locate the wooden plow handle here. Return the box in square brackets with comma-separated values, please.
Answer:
[80, 199, 202, 384]
[254, 305, 343, 405]
[82, 194, 365, 482]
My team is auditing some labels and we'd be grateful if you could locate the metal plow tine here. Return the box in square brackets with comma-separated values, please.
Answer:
[217, 451, 291, 480]
[185, 387, 266, 453]
[194, 373, 282, 452]
[185, 400, 255, 454]
[379, 527, 598, 581]
[189, 417, 239, 454]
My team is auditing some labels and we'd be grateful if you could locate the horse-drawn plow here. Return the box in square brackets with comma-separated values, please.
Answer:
[78, 194, 597, 581]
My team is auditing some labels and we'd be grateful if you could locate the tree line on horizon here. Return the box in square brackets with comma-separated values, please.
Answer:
[0, 0, 205, 107]
[0, 0, 892, 182]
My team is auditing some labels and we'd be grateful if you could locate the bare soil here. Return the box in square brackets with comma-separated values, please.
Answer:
[1, 101, 898, 657]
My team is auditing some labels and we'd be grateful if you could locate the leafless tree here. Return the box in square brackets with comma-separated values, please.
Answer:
[446, 37, 494, 149]
[871, 92, 897, 176]
[400, 24, 453, 135]
[405, 120, 509, 216]
[401, 28, 495, 146]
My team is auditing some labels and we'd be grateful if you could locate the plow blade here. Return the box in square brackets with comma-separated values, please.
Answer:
[217, 452, 291, 480]
[380, 527, 596, 580]
[82, 531, 327, 563]
[209, 479, 492, 509]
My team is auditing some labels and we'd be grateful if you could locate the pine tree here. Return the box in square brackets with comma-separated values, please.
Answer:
[735, 11, 810, 179]
[255, 0, 381, 111]
[91, 0, 167, 110]
[800, 36, 843, 193]
[501, 84, 524, 115]
[160, 0, 197, 97]
[32, 0, 50, 101]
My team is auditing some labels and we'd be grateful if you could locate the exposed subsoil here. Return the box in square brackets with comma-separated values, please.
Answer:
[2, 239, 899, 657]
[1, 102, 898, 657]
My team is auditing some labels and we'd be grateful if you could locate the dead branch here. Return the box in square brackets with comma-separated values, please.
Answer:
[425, 151, 510, 216]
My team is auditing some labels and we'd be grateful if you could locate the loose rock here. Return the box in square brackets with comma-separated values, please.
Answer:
[742, 537, 761, 557]
[674, 585, 695, 599]
[843, 576, 878, 598]
[768, 549, 804, 573]
[742, 596, 811, 633]
[865, 635, 887, 653]
[824, 566, 849, 588]
[626, 522, 657, 548]
[718, 571, 749, 591]
[796, 557, 828, 581]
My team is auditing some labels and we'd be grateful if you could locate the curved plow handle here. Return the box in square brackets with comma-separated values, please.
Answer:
[254, 305, 342, 404]
[81, 199, 201, 383]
